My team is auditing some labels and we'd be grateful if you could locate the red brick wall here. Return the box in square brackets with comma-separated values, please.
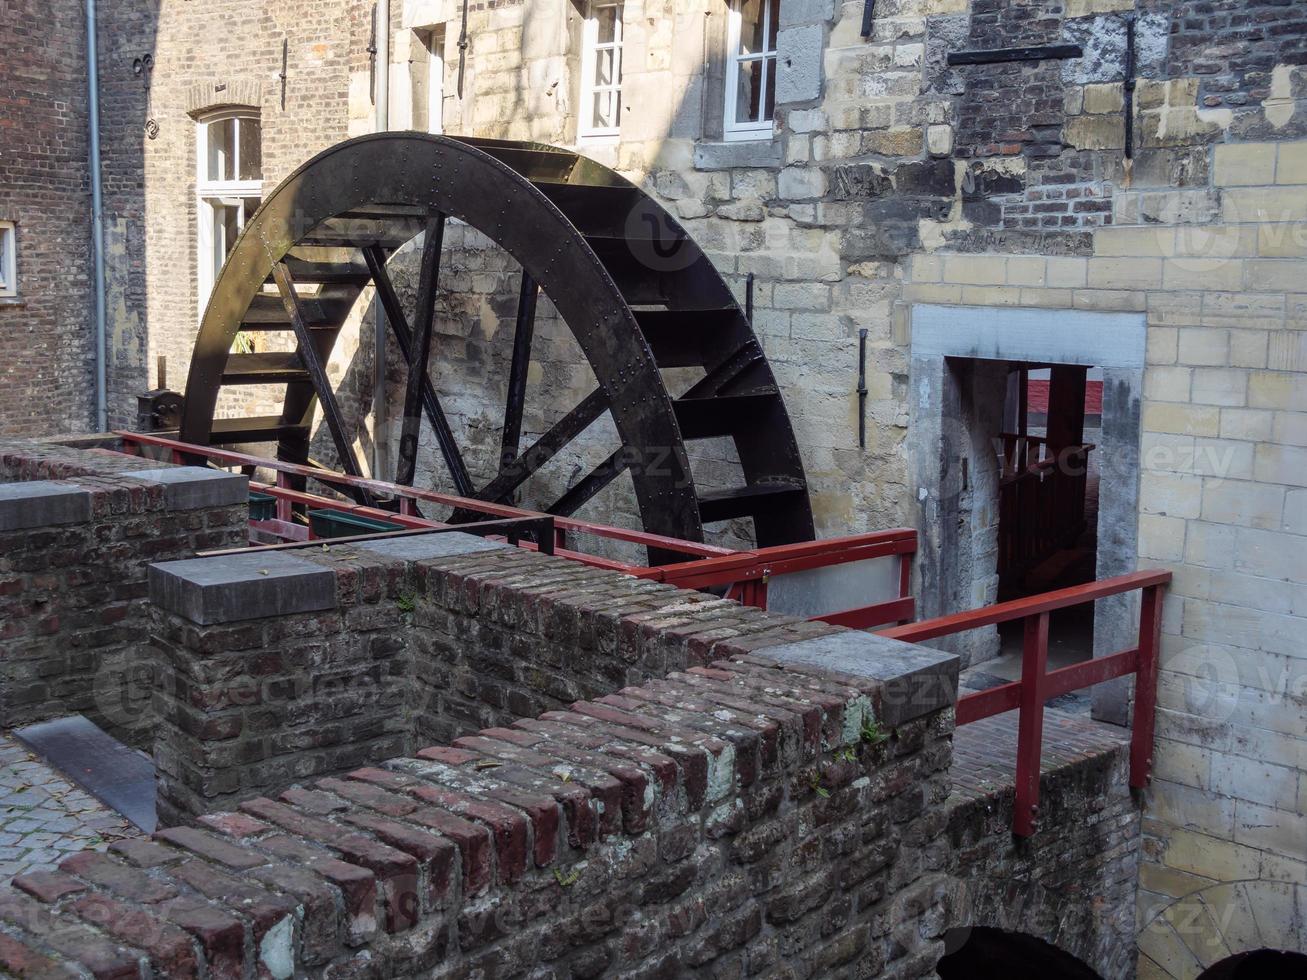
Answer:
[0, 437, 248, 745]
[0, 0, 95, 436]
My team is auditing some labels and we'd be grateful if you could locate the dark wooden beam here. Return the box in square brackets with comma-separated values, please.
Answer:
[947, 44, 1082, 66]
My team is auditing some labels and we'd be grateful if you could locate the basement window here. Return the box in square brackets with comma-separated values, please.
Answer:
[724, 0, 779, 142]
[196, 110, 263, 315]
[580, 1, 623, 139]
[0, 221, 16, 298]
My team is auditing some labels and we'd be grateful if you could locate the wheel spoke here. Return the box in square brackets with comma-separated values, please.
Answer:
[548, 449, 629, 516]
[475, 387, 610, 503]
[499, 271, 538, 470]
[270, 259, 374, 507]
[362, 239, 476, 496]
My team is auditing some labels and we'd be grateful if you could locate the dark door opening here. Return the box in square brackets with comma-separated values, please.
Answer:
[987, 364, 1101, 690]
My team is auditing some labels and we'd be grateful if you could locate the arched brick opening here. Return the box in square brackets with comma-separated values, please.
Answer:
[936, 927, 1103, 980]
[1197, 950, 1307, 980]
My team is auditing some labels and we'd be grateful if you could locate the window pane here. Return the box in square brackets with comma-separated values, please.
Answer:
[737, 0, 765, 56]
[238, 118, 262, 181]
[594, 46, 615, 87]
[594, 4, 618, 45]
[764, 56, 776, 121]
[734, 58, 763, 125]
[242, 197, 262, 227]
[206, 118, 235, 182]
[766, 0, 779, 51]
[592, 89, 620, 129]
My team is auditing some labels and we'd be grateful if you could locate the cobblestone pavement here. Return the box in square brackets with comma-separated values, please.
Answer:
[0, 734, 137, 885]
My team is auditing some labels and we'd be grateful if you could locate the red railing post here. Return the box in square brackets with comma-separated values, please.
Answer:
[1130, 584, 1163, 789]
[275, 472, 292, 523]
[1013, 611, 1050, 837]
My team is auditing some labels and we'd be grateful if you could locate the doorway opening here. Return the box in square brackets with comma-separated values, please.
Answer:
[990, 364, 1102, 692]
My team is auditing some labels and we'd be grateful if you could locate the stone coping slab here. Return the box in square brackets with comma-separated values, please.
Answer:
[752, 630, 960, 726]
[148, 551, 336, 625]
[120, 467, 249, 510]
[355, 531, 510, 561]
[0, 481, 92, 531]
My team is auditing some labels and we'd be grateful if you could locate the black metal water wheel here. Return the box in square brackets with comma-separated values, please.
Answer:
[181, 133, 815, 552]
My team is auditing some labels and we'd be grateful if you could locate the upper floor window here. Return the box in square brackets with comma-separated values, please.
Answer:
[580, 1, 623, 138]
[725, 0, 779, 141]
[0, 221, 16, 299]
[196, 111, 262, 313]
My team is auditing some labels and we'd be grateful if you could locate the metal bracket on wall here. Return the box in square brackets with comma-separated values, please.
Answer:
[860, 0, 876, 39]
[857, 328, 868, 449]
[280, 37, 289, 111]
[1122, 16, 1136, 162]
[947, 44, 1082, 66]
[457, 0, 470, 98]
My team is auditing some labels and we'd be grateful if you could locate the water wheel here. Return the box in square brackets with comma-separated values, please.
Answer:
[180, 133, 814, 552]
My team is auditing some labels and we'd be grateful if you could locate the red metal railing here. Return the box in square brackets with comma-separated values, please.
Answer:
[878, 569, 1169, 836]
[113, 432, 916, 627]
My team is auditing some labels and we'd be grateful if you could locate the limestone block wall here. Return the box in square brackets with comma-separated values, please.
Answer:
[0, 438, 249, 746]
[899, 138, 1307, 976]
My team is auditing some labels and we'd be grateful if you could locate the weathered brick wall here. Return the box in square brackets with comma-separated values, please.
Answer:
[145, 531, 900, 822]
[0, 658, 957, 979]
[0, 0, 95, 437]
[0, 532, 1146, 979]
[946, 713, 1142, 979]
[0, 438, 248, 746]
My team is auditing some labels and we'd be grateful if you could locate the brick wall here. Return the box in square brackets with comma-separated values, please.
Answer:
[0, 438, 248, 746]
[0, 529, 1143, 979]
[0, 0, 95, 437]
[145, 530, 926, 823]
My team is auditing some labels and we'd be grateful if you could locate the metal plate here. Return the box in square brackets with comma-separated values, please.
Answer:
[13, 716, 157, 833]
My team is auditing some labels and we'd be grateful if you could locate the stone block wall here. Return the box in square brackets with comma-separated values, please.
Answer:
[0, 438, 248, 746]
[146, 529, 940, 823]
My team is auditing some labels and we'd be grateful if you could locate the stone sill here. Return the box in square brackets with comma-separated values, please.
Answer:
[694, 139, 783, 171]
[0, 296, 26, 308]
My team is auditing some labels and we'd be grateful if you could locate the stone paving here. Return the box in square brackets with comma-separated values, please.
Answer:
[0, 734, 136, 885]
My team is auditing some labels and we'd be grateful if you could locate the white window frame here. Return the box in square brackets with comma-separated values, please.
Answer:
[421, 27, 445, 135]
[579, 1, 624, 140]
[0, 221, 16, 298]
[195, 110, 263, 317]
[724, 0, 779, 142]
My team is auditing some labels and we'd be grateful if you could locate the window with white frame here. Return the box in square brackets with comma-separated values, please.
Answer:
[725, 0, 779, 141]
[196, 111, 262, 314]
[579, 1, 623, 138]
[0, 221, 16, 298]
[417, 26, 445, 134]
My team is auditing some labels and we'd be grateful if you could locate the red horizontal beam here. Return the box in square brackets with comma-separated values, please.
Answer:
[956, 646, 1140, 725]
[879, 568, 1172, 643]
[115, 431, 731, 560]
[644, 529, 917, 589]
[816, 596, 915, 630]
